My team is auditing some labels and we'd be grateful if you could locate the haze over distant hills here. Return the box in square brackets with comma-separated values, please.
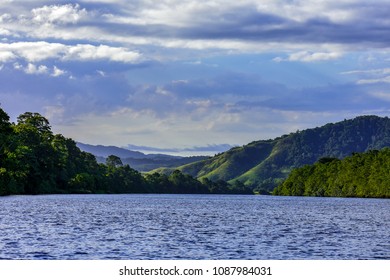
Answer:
[76, 142, 209, 172]
[154, 115, 390, 192]
[77, 143, 147, 159]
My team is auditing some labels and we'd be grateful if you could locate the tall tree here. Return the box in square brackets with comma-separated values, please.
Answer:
[106, 155, 123, 168]
[17, 112, 52, 137]
[13, 112, 56, 193]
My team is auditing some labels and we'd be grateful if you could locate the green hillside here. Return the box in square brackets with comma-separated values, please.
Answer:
[156, 115, 390, 192]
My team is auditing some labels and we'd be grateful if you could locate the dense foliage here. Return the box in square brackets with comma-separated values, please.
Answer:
[273, 149, 390, 198]
[162, 115, 390, 192]
[0, 107, 252, 196]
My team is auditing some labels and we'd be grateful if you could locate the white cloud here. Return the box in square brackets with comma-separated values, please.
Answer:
[0, 41, 141, 63]
[12, 62, 22, 70]
[96, 70, 106, 77]
[64, 44, 141, 63]
[0, 50, 15, 62]
[0, 28, 11, 36]
[24, 63, 48, 74]
[2, 41, 64, 62]
[13, 62, 49, 75]
[0, 1, 386, 50]
[342, 68, 390, 85]
[51, 66, 66, 77]
[0, 13, 12, 23]
[341, 68, 390, 76]
[0, 0, 386, 60]
[12, 62, 67, 77]
[274, 51, 343, 62]
[31, 4, 87, 25]
[357, 76, 390, 85]
[99, 0, 355, 28]
[44, 105, 65, 122]
[255, 0, 356, 23]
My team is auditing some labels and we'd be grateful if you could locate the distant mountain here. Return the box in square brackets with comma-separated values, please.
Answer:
[76, 142, 208, 172]
[156, 115, 390, 192]
[121, 156, 210, 172]
[77, 143, 146, 159]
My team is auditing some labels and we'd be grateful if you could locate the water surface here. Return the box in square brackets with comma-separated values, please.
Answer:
[0, 194, 389, 259]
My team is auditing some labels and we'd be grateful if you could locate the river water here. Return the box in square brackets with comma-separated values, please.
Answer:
[0, 194, 389, 259]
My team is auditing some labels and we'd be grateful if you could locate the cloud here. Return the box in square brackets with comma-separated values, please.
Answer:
[118, 0, 389, 51]
[0, 62, 134, 125]
[0, 42, 141, 63]
[96, 70, 106, 77]
[51, 66, 66, 77]
[24, 63, 49, 75]
[125, 143, 234, 155]
[341, 68, 390, 85]
[357, 76, 390, 85]
[1, 1, 390, 153]
[369, 92, 390, 102]
[12, 62, 67, 77]
[341, 68, 390, 76]
[273, 51, 343, 62]
[0, 28, 11, 36]
[0, 50, 15, 62]
[123, 71, 390, 125]
[124, 72, 287, 120]
[31, 4, 88, 25]
[0, 13, 12, 23]
[1, 1, 389, 56]
[4, 67, 389, 153]
[1, 42, 64, 62]
[63, 44, 141, 63]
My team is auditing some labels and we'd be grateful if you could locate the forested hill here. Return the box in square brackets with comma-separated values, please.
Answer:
[273, 149, 390, 198]
[0, 107, 251, 196]
[159, 115, 390, 193]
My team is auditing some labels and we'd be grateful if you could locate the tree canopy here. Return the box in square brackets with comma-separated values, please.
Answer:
[273, 149, 390, 198]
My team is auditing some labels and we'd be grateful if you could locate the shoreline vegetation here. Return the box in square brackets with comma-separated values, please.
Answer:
[0, 107, 252, 196]
[273, 150, 390, 198]
[1, 107, 389, 198]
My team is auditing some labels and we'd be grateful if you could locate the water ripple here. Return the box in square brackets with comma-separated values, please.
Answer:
[0, 194, 389, 259]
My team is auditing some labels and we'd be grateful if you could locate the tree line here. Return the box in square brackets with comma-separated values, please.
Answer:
[273, 149, 390, 198]
[0, 107, 252, 196]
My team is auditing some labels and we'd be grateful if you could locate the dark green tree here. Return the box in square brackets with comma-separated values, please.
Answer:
[106, 155, 123, 168]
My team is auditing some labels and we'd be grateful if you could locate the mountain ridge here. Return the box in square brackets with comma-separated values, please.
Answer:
[76, 142, 209, 172]
[154, 115, 390, 192]
[77, 142, 154, 159]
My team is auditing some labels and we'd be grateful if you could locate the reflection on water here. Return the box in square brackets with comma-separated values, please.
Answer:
[0, 194, 389, 259]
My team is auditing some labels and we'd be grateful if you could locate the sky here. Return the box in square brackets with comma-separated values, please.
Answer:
[1, 0, 390, 156]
